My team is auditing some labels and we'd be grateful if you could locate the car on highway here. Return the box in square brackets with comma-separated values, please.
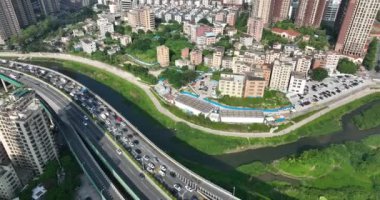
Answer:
[185, 185, 195, 192]
[159, 170, 166, 176]
[147, 162, 155, 168]
[116, 148, 122, 155]
[160, 165, 167, 172]
[173, 183, 182, 192]
[147, 167, 154, 173]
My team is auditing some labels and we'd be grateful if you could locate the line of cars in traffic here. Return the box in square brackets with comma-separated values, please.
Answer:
[2, 60, 201, 199]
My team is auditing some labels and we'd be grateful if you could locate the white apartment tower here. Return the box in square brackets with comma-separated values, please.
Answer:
[0, 89, 58, 175]
[269, 60, 293, 93]
[335, 0, 380, 57]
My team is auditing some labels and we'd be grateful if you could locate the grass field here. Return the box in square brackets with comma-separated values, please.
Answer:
[237, 134, 380, 199]
[353, 101, 380, 130]
[24, 58, 380, 156]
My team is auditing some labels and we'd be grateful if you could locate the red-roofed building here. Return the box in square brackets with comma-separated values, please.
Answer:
[271, 28, 301, 41]
[196, 25, 212, 37]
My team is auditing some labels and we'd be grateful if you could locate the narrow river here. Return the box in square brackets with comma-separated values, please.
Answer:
[27, 61, 380, 170]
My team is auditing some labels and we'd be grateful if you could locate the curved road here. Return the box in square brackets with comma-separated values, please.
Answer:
[1, 61, 238, 200]
[0, 52, 379, 138]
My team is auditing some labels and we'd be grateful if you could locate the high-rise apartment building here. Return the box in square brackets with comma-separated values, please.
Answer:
[226, 12, 237, 26]
[120, 0, 133, 12]
[295, 56, 312, 73]
[288, 71, 307, 94]
[295, 0, 327, 27]
[38, 0, 60, 15]
[335, 0, 380, 57]
[190, 50, 203, 65]
[212, 47, 224, 69]
[12, 0, 36, 27]
[0, 163, 22, 199]
[244, 74, 266, 98]
[323, 0, 341, 22]
[157, 45, 170, 67]
[0, 142, 8, 164]
[218, 74, 245, 98]
[0, 88, 58, 175]
[128, 6, 155, 32]
[271, 0, 291, 23]
[0, 0, 21, 44]
[251, 0, 272, 26]
[139, 6, 155, 32]
[247, 17, 263, 42]
[269, 60, 293, 93]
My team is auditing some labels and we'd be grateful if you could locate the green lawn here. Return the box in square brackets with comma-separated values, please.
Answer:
[22, 58, 380, 156]
[237, 135, 380, 200]
[216, 90, 291, 109]
[352, 101, 380, 130]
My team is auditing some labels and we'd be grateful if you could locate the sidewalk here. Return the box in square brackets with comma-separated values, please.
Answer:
[1, 52, 378, 138]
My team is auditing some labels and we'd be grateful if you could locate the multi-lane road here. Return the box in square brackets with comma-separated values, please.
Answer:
[13, 71, 168, 200]
[0, 61, 238, 200]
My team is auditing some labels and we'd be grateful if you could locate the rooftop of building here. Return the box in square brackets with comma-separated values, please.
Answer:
[175, 94, 216, 113]
[220, 109, 264, 118]
[220, 73, 245, 82]
[271, 27, 301, 37]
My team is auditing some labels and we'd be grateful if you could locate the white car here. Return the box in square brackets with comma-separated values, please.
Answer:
[83, 121, 88, 126]
[173, 184, 182, 192]
[160, 165, 167, 172]
[185, 185, 195, 192]
[146, 167, 154, 173]
[116, 148, 122, 155]
[143, 155, 150, 161]
[84, 115, 88, 120]
[147, 162, 155, 169]
[159, 170, 166, 177]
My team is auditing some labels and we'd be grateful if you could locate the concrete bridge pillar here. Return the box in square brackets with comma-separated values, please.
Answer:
[1, 79, 8, 92]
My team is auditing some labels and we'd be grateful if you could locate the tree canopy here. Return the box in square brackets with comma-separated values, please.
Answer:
[197, 18, 213, 26]
[311, 68, 328, 81]
[337, 58, 358, 74]
[159, 68, 197, 88]
[363, 38, 378, 70]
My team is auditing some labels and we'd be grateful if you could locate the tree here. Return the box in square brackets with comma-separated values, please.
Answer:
[337, 58, 358, 74]
[236, 12, 249, 32]
[273, 20, 295, 30]
[363, 38, 378, 70]
[311, 68, 328, 81]
[197, 18, 213, 26]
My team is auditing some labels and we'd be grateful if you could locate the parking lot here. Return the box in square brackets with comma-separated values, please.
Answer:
[289, 75, 370, 110]
[189, 73, 218, 99]
[2, 60, 203, 200]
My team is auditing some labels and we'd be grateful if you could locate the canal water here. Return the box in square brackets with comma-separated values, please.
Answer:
[29, 61, 380, 170]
